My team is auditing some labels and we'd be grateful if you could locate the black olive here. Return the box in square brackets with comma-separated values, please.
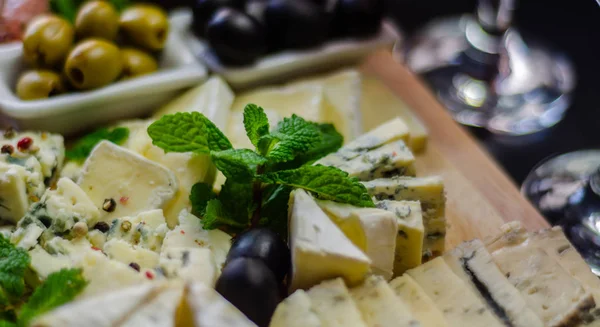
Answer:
[226, 228, 290, 283]
[216, 257, 280, 327]
[191, 0, 246, 37]
[264, 0, 331, 50]
[206, 7, 268, 65]
[333, 0, 384, 38]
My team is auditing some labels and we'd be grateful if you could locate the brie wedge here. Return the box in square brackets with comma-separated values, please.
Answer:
[307, 278, 367, 327]
[184, 282, 257, 327]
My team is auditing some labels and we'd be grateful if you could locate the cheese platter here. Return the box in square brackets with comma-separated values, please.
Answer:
[0, 18, 598, 327]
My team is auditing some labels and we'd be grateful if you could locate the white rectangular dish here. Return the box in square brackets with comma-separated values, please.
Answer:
[170, 9, 402, 90]
[0, 17, 208, 136]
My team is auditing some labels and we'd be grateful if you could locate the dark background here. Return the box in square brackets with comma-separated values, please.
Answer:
[385, 0, 600, 185]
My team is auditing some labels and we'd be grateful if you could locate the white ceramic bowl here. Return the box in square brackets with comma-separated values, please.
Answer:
[0, 19, 207, 135]
[170, 9, 402, 90]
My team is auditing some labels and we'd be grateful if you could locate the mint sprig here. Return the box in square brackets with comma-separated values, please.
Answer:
[0, 235, 30, 309]
[150, 104, 374, 236]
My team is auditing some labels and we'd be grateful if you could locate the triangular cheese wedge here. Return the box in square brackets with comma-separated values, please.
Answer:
[307, 278, 367, 327]
[288, 190, 371, 291]
[270, 290, 321, 327]
[389, 274, 449, 327]
[184, 282, 257, 327]
[120, 282, 185, 327]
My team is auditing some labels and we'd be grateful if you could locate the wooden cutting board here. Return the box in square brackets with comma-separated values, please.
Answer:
[359, 50, 549, 249]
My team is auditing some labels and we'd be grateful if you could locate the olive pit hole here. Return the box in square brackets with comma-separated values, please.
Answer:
[69, 68, 84, 86]
[156, 28, 166, 43]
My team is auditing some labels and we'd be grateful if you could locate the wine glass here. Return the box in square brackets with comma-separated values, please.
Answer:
[522, 151, 600, 274]
[402, 0, 575, 135]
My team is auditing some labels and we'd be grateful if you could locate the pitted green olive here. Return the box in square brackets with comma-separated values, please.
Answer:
[75, 1, 120, 41]
[22, 15, 74, 68]
[120, 4, 169, 51]
[64, 39, 123, 90]
[16, 70, 66, 100]
[120, 48, 159, 79]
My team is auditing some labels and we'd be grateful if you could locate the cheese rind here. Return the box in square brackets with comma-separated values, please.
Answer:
[307, 278, 367, 327]
[389, 275, 449, 327]
[269, 290, 321, 327]
[443, 239, 544, 327]
[78, 141, 178, 222]
[407, 257, 504, 327]
[289, 190, 371, 291]
[120, 282, 184, 327]
[350, 275, 420, 327]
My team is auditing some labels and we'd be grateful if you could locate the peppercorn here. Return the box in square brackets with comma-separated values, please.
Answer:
[17, 137, 33, 151]
[102, 198, 117, 212]
[129, 262, 141, 272]
[93, 221, 110, 233]
[121, 221, 132, 232]
[72, 222, 88, 237]
[1, 145, 14, 154]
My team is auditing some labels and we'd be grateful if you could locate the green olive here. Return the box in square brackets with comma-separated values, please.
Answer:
[64, 39, 123, 90]
[16, 70, 66, 100]
[75, 1, 119, 41]
[120, 4, 169, 51]
[121, 48, 159, 79]
[23, 15, 74, 68]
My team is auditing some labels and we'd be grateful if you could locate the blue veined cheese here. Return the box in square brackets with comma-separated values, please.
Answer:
[269, 290, 322, 327]
[443, 239, 544, 327]
[185, 282, 258, 327]
[29, 245, 72, 281]
[375, 200, 424, 275]
[306, 278, 367, 327]
[31, 282, 168, 327]
[103, 239, 160, 269]
[158, 247, 217, 286]
[1, 131, 64, 180]
[388, 275, 449, 327]
[0, 226, 13, 239]
[407, 257, 504, 327]
[317, 140, 416, 181]
[289, 190, 371, 291]
[10, 215, 45, 249]
[350, 275, 420, 327]
[103, 210, 169, 252]
[0, 160, 45, 224]
[162, 210, 231, 272]
[362, 176, 446, 259]
[78, 141, 178, 222]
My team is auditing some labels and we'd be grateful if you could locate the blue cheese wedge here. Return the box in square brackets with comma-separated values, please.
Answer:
[159, 247, 217, 286]
[316, 200, 397, 280]
[376, 200, 424, 275]
[103, 210, 169, 252]
[0, 163, 34, 224]
[363, 176, 446, 259]
[185, 282, 258, 327]
[269, 290, 322, 327]
[103, 238, 160, 269]
[350, 275, 420, 327]
[486, 224, 595, 327]
[307, 278, 368, 327]
[119, 282, 185, 327]
[407, 257, 504, 327]
[443, 239, 544, 327]
[288, 190, 371, 291]
[31, 282, 168, 327]
[317, 140, 416, 181]
[78, 141, 178, 222]
[389, 275, 449, 327]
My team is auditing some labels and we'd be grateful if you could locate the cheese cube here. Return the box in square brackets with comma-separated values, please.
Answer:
[184, 282, 258, 327]
[1, 131, 65, 179]
[407, 257, 504, 327]
[0, 163, 31, 224]
[105, 210, 169, 252]
[316, 200, 368, 251]
[443, 239, 544, 327]
[103, 239, 160, 269]
[389, 275, 449, 327]
[10, 215, 45, 249]
[289, 190, 371, 291]
[269, 290, 321, 327]
[306, 278, 367, 327]
[350, 275, 419, 327]
[78, 141, 178, 222]
[361, 76, 428, 152]
[375, 200, 424, 275]
[159, 247, 217, 286]
[120, 282, 185, 327]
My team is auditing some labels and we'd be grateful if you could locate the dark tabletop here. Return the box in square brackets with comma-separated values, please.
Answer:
[386, 0, 600, 185]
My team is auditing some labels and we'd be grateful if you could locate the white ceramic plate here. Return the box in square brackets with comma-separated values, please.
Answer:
[0, 17, 208, 136]
[170, 9, 402, 90]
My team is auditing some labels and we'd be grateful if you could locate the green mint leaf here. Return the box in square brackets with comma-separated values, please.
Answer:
[259, 185, 292, 240]
[243, 104, 270, 148]
[148, 112, 232, 154]
[49, 0, 82, 23]
[66, 127, 129, 162]
[0, 235, 30, 307]
[0, 310, 17, 324]
[219, 180, 256, 225]
[190, 183, 217, 217]
[211, 149, 267, 182]
[18, 269, 87, 327]
[0, 321, 17, 327]
[260, 165, 375, 207]
[202, 199, 247, 231]
[261, 115, 322, 163]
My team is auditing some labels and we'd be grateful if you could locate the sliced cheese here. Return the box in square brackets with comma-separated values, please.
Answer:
[389, 275, 449, 327]
[159, 247, 217, 286]
[289, 190, 371, 291]
[78, 141, 178, 222]
[269, 290, 321, 327]
[307, 278, 367, 327]
[120, 282, 185, 327]
[350, 275, 419, 327]
[184, 282, 257, 327]
[443, 239, 544, 327]
[407, 257, 504, 327]
[361, 76, 428, 152]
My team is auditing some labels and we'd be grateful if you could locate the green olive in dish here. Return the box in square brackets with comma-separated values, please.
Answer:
[16, 70, 66, 100]
[75, 0, 120, 41]
[120, 48, 159, 79]
[119, 4, 169, 51]
[22, 15, 75, 68]
[64, 39, 123, 90]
